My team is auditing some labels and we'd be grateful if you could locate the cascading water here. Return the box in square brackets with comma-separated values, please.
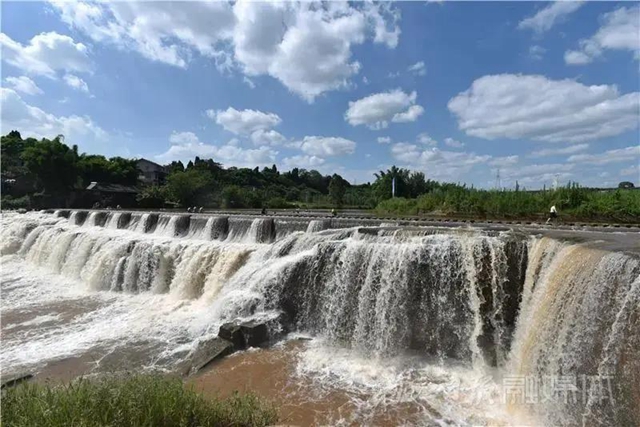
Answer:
[1, 211, 638, 425]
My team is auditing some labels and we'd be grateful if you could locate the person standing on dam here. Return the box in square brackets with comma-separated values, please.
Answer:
[546, 205, 558, 224]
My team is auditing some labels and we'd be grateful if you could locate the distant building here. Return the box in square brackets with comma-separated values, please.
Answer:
[85, 182, 138, 208]
[137, 159, 167, 185]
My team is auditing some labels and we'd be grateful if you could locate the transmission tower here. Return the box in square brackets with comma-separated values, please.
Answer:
[495, 168, 501, 190]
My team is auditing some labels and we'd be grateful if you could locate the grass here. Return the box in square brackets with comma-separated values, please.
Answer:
[375, 186, 640, 223]
[1, 374, 278, 427]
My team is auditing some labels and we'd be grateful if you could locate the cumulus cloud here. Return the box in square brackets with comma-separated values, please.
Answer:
[0, 31, 91, 77]
[529, 143, 589, 158]
[377, 136, 391, 144]
[345, 90, 424, 129]
[208, 107, 281, 135]
[63, 74, 90, 93]
[4, 76, 43, 95]
[417, 132, 437, 146]
[1, 87, 107, 150]
[444, 137, 464, 148]
[50, 1, 401, 102]
[294, 136, 357, 157]
[407, 61, 426, 76]
[565, 6, 640, 65]
[282, 154, 326, 169]
[567, 145, 640, 165]
[448, 74, 640, 143]
[488, 155, 519, 167]
[389, 142, 490, 181]
[50, 1, 235, 69]
[250, 129, 286, 146]
[518, 1, 584, 34]
[156, 131, 277, 167]
[491, 162, 576, 188]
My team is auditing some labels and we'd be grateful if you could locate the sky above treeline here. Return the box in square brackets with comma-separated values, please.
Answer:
[1, 1, 639, 188]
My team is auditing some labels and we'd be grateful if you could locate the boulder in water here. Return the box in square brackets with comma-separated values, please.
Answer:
[218, 321, 270, 350]
[1, 372, 33, 389]
[218, 323, 245, 349]
[239, 321, 269, 348]
[188, 337, 234, 374]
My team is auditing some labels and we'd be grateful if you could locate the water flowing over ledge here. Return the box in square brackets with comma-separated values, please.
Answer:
[1, 211, 638, 425]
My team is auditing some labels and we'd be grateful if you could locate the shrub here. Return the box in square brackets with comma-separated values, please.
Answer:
[1, 374, 278, 427]
[1, 195, 30, 210]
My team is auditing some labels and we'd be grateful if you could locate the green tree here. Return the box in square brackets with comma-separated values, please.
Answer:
[328, 174, 347, 207]
[165, 169, 212, 207]
[618, 181, 635, 189]
[136, 185, 166, 208]
[22, 136, 79, 193]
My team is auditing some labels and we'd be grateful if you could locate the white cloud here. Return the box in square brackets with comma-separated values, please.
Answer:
[417, 132, 437, 146]
[389, 142, 490, 181]
[518, 1, 584, 34]
[292, 136, 356, 157]
[63, 74, 90, 93]
[282, 155, 326, 169]
[448, 74, 640, 143]
[392, 105, 425, 123]
[157, 131, 277, 167]
[51, 1, 400, 102]
[250, 129, 286, 146]
[444, 137, 464, 148]
[488, 155, 519, 167]
[362, 76, 369, 85]
[407, 61, 426, 76]
[242, 76, 256, 89]
[0, 31, 91, 77]
[345, 90, 424, 129]
[565, 6, 640, 65]
[529, 45, 546, 60]
[208, 107, 281, 135]
[4, 76, 43, 95]
[567, 146, 640, 165]
[1, 88, 107, 150]
[377, 136, 391, 144]
[50, 1, 235, 69]
[529, 143, 589, 158]
[498, 162, 575, 187]
[620, 164, 638, 177]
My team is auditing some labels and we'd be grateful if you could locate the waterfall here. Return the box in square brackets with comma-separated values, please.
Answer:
[306, 219, 330, 233]
[2, 211, 638, 426]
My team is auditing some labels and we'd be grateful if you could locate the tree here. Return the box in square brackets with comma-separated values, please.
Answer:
[618, 181, 635, 189]
[165, 169, 212, 207]
[329, 174, 347, 207]
[372, 166, 410, 201]
[137, 185, 166, 208]
[22, 136, 79, 193]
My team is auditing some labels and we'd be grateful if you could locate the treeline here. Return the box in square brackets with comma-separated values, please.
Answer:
[0, 131, 371, 209]
[2, 131, 638, 222]
[140, 157, 360, 209]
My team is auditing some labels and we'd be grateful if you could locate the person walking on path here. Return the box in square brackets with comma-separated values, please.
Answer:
[546, 205, 558, 224]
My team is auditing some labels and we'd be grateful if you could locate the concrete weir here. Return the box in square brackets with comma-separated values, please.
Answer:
[3, 209, 639, 426]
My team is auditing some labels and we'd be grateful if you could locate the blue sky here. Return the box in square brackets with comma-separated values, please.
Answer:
[1, 1, 638, 188]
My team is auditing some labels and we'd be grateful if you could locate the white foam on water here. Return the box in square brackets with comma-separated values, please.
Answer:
[4, 313, 62, 330]
[294, 338, 525, 426]
[0, 257, 212, 374]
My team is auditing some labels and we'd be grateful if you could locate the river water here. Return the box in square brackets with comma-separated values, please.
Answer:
[1, 211, 638, 425]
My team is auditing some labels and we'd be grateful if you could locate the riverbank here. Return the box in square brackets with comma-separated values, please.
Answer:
[1, 374, 278, 427]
